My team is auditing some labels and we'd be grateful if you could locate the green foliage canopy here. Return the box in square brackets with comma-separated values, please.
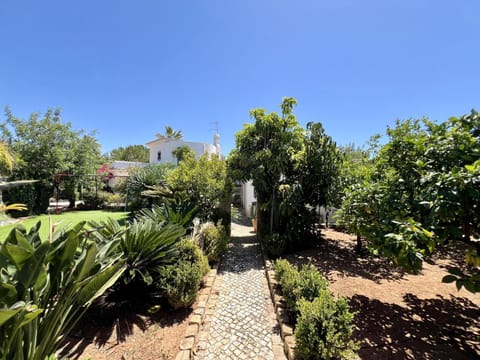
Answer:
[0, 107, 102, 213]
[229, 97, 341, 251]
[338, 110, 480, 291]
[108, 145, 149, 163]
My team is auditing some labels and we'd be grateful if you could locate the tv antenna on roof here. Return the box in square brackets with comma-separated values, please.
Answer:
[210, 121, 220, 133]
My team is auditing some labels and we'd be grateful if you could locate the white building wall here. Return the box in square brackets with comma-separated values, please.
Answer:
[148, 139, 218, 165]
[240, 180, 256, 217]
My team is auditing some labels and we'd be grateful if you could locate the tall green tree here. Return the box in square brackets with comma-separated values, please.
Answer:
[167, 153, 232, 224]
[108, 145, 149, 163]
[0, 142, 13, 174]
[0, 107, 101, 213]
[229, 97, 303, 238]
[338, 111, 480, 291]
[158, 125, 183, 140]
[229, 97, 341, 253]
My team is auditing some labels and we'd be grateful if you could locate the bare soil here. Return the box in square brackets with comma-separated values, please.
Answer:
[284, 228, 480, 360]
[59, 298, 194, 360]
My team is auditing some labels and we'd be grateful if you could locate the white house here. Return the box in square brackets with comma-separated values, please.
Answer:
[240, 180, 256, 217]
[146, 133, 221, 165]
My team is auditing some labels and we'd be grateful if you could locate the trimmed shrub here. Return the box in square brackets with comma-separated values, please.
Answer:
[274, 259, 358, 359]
[295, 296, 358, 360]
[157, 238, 209, 309]
[201, 222, 228, 262]
[274, 260, 328, 320]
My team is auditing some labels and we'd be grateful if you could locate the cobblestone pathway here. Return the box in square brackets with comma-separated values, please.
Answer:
[195, 222, 285, 360]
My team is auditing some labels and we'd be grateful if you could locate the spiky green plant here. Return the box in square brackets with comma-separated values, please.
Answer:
[0, 221, 125, 360]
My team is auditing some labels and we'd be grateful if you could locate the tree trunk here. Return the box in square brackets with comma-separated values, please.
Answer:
[355, 234, 362, 253]
[270, 187, 275, 236]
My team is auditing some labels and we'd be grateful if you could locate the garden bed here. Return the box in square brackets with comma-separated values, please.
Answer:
[280, 228, 480, 359]
[59, 303, 193, 360]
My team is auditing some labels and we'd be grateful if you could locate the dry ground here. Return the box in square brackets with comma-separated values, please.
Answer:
[59, 296, 194, 360]
[284, 228, 480, 360]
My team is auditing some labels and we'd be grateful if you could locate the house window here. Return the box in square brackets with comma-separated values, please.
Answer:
[157, 151, 162, 161]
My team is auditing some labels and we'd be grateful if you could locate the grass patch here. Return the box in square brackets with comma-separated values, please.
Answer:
[0, 210, 129, 241]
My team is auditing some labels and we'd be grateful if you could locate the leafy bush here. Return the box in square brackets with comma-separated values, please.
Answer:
[105, 192, 125, 205]
[79, 190, 111, 209]
[90, 217, 185, 287]
[211, 207, 231, 236]
[0, 221, 125, 360]
[274, 259, 302, 316]
[201, 222, 228, 262]
[295, 295, 358, 360]
[274, 259, 358, 359]
[137, 203, 199, 229]
[125, 164, 175, 211]
[263, 233, 286, 258]
[157, 238, 209, 309]
[274, 260, 328, 319]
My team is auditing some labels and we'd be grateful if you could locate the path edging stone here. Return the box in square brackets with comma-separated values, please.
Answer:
[263, 258, 296, 360]
[175, 262, 220, 360]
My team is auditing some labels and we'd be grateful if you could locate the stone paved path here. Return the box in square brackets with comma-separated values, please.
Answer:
[194, 221, 286, 360]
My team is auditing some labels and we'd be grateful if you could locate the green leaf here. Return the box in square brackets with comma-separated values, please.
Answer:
[448, 267, 464, 277]
[3, 241, 33, 269]
[76, 243, 98, 281]
[0, 283, 18, 306]
[76, 262, 125, 306]
[0, 308, 22, 326]
[17, 242, 49, 289]
[19, 305, 43, 327]
[464, 281, 477, 293]
[442, 275, 457, 283]
[456, 280, 463, 291]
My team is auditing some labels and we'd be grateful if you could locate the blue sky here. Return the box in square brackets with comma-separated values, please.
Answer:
[1, 0, 478, 156]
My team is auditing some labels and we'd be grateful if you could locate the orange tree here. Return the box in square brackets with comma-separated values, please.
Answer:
[338, 110, 480, 292]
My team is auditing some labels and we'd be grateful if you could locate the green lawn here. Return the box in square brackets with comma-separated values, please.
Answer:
[0, 210, 129, 241]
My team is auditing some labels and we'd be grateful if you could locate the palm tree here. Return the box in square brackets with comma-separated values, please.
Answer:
[157, 126, 183, 140]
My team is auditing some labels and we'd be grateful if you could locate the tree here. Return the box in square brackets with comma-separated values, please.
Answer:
[158, 125, 183, 140]
[0, 107, 101, 213]
[229, 97, 341, 254]
[338, 111, 480, 291]
[229, 97, 303, 238]
[167, 153, 232, 224]
[124, 163, 175, 210]
[109, 145, 149, 163]
[63, 134, 103, 207]
[0, 142, 13, 174]
[172, 145, 194, 165]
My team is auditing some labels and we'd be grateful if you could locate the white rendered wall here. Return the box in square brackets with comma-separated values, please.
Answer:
[240, 180, 256, 217]
[148, 140, 218, 165]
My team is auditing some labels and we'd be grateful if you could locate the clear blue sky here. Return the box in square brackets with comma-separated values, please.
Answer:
[1, 0, 478, 156]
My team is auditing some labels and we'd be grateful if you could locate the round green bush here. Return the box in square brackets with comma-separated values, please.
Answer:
[157, 238, 209, 309]
[295, 295, 359, 360]
[201, 222, 228, 262]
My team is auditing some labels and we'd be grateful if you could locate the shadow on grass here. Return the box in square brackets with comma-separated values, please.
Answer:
[350, 293, 480, 360]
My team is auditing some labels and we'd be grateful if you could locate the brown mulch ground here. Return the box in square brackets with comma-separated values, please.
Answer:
[284, 228, 480, 360]
[58, 297, 194, 360]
